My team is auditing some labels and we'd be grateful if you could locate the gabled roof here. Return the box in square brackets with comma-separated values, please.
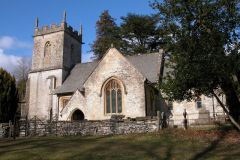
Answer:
[127, 53, 161, 83]
[54, 61, 98, 94]
[54, 49, 162, 94]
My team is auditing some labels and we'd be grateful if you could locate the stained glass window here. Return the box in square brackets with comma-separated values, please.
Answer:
[117, 90, 122, 113]
[104, 79, 122, 114]
[106, 90, 111, 113]
[112, 90, 116, 113]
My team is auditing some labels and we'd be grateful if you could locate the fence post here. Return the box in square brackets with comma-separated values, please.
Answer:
[25, 115, 29, 136]
[157, 111, 161, 131]
[13, 115, 16, 140]
[8, 120, 12, 138]
[49, 108, 52, 135]
[34, 116, 37, 135]
[161, 112, 167, 129]
[55, 121, 58, 136]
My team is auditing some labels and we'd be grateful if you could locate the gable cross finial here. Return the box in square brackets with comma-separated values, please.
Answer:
[63, 10, 67, 23]
[35, 17, 39, 28]
[111, 43, 114, 48]
[79, 24, 83, 35]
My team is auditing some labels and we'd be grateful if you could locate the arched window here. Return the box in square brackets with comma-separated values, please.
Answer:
[196, 97, 202, 108]
[71, 109, 84, 121]
[44, 41, 51, 57]
[105, 79, 122, 114]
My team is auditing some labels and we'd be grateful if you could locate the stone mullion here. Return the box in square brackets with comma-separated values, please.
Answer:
[110, 89, 112, 113]
[116, 89, 118, 113]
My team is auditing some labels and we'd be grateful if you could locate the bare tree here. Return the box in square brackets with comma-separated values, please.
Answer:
[13, 57, 31, 100]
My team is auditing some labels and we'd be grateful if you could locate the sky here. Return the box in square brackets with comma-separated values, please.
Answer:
[0, 0, 157, 73]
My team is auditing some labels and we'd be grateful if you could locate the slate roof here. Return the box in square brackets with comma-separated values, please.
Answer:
[54, 52, 162, 94]
[54, 61, 98, 94]
[127, 53, 161, 83]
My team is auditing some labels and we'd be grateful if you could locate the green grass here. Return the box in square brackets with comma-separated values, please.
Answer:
[0, 129, 239, 160]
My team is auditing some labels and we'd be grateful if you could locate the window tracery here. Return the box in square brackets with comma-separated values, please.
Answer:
[105, 79, 122, 114]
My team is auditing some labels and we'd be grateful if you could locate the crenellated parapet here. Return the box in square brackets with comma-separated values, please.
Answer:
[34, 22, 82, 42]
[34, 11, 82, 42]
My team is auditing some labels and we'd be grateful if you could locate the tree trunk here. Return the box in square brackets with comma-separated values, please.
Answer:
[220, 78, 240, 122]
[235, 70, 240, 86]
[212, 92, 240, 131]
[226, 95, 240, 123]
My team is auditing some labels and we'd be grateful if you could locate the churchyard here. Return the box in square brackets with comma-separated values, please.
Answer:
[0, 126, 239, 160]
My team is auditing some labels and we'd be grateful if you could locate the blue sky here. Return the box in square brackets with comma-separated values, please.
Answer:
[0, 0, 157, 72]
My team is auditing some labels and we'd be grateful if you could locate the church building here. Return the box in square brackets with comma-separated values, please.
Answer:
[26, 13, 225, 125]
[26, 13, 165, 121]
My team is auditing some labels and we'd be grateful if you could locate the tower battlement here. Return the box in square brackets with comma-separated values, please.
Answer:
[31, 11, 82, 72]
[34, 23, 82, 42]
[34, 11, 82, 42]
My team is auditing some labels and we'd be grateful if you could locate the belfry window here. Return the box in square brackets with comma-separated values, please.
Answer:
[105, 79, 122, 114]
[44, 41, 51, 57]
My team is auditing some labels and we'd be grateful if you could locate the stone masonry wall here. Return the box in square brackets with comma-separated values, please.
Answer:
[32, 32, 65, 71]
[83, 48, 146, 120]
[20, 117, 159, 137]
[170, 95, 226, 126]
[28, 69, 63, 120]
[0, 123, 10, 138]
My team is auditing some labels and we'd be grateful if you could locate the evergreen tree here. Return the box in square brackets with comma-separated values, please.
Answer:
[0, 68, 18, 122]
[91, 10, 121, 60]
[92, 11, 162, 58]
[151, 0, 240, 129]
[120, 13, 161, 54]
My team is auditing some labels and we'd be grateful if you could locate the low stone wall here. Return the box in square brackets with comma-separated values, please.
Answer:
[0, 123, 10, 138]
[19, 117, 159, 137]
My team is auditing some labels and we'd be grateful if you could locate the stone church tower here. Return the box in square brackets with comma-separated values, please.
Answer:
[27, 12, 83, 120]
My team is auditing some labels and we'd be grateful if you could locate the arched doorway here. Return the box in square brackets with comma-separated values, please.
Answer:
[71, 109, 84, 121]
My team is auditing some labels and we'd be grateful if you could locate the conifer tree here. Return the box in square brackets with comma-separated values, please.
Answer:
[0, 68, 18, 122]
[91, 10, 121, 60]
[120, 13, 161, 54]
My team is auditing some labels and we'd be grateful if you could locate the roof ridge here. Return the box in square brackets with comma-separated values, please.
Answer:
[125, 52, 160, 58]
[75, 60, 99, 65]
[54, 48, 162, 94]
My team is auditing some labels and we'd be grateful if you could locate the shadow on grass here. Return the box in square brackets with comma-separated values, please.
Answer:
[0, 135, 109, 156]
[189, 124, 231, 160]
[68, 141, 164, 160]
[67, 133, 174, 160]
[0, 125, 238, 160]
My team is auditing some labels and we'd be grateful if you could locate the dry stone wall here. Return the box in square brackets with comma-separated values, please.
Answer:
[0, 123, 10, 138]
[19, 117, 159, 137]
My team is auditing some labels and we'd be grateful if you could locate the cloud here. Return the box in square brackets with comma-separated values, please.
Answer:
[82, 52, 94, 62]
[0, 49, 21, 73]
[0, 36, 32, 74]
[0, 36, 32, 49]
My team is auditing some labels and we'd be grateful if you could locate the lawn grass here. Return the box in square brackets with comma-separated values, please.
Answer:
[0, 128, 239, 160]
